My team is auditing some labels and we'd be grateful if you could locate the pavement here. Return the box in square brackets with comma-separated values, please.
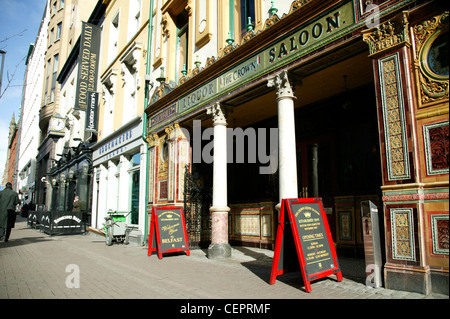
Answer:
[0, 217, 448, 315]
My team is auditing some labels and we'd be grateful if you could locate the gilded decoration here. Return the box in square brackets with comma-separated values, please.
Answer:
[413, 12, 449, 108]
[362, 11, 410, 57]
[378, 53, 411, 181]
[391, 208, 416, 261]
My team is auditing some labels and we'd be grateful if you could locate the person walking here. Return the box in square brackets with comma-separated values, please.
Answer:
[0, 182, 20, 242]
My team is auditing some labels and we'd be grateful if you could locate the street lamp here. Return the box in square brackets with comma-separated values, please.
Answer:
[0, 49, 6, 94]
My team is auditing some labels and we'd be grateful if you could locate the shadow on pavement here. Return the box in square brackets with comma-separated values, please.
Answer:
[235, 245, 367, 292]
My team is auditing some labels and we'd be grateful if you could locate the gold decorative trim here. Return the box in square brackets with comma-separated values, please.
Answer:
[412, 12, 449, 108]
[362, 11, 410, 57]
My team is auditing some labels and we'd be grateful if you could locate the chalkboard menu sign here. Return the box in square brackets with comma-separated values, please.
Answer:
[147, 206, 190, 259]
[270, 198, 342, 292]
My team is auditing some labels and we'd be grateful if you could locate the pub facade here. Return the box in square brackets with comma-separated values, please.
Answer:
[144, 0, 448, 295]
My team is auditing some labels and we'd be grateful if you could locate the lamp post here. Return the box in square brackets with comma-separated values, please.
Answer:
[0, 50, 6, 94]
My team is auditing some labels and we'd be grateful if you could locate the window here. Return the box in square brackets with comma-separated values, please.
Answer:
[44, 59, 51, 104]
[50, 54, 58, 102]
[128, 0, 142, 40]
[240, 0, 255, 39]
[108, 11, 120, 64]
[101, 69, 117, 137]
[56, 22, 62, 41]
[59, 0, 64, 10]
[50, 28, 54, 44]
[120, 42, 141, 124]
[129, 153, 140, 225]
[176, 10, 189, 82]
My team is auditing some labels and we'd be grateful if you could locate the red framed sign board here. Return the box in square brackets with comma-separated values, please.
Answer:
[147, 206, 190, 259]
[270, 198, 342, 292]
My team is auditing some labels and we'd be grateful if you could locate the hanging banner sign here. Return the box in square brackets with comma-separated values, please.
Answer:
[75, 22, 101, 110]
[270, 198, 342, 292]
[85, 91, 99, 132]
[148, 206, 190, 259]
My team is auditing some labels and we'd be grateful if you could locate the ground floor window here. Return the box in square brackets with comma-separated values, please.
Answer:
[129, 152, 140, 225]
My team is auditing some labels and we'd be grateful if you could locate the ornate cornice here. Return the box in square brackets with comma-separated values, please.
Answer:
[362, 11, 410, 57]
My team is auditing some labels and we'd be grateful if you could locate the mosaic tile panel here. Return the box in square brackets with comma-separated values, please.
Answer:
[234, 215, 260, 236]
[338, 211, 352, 241]
[391, 208, 416, 261]
[431, 214, 449, 255]
[423, 121, 449, 176]
[378, 53, 411, 181]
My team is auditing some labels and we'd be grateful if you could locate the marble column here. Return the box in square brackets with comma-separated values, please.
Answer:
[206, 102, 232, 259]
[267, 70, 298, 208]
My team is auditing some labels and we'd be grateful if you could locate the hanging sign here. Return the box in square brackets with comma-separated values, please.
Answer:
[85, 91, 99, 132]
[75, 22, 101, 110]
[148, 206, 190, 259]
[270, 198, 342, 292]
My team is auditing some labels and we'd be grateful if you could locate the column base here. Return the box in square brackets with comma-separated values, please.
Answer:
[207, 242, 232, 259]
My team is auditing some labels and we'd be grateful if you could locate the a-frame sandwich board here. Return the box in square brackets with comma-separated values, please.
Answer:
[270, 198, 342, 292]
[147, 206, 190, 259]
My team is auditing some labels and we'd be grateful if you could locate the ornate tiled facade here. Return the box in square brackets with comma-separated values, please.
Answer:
[378, 53, 411, 181]
[423, 120, 449, 176]
[391, 208, 416, 261]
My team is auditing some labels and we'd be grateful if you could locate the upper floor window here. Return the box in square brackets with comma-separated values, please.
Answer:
[108, 11, 120, 64]
[128, 0, 142, 40]
[240, 0, 255, 39]
[176, 10, 189, 82]
[44, 59, 51, 104]
[56, 22, 62, 41]
[50, 54, 59, 103]
[50, 28, 54, 45]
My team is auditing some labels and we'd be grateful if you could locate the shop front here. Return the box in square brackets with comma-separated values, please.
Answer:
[145, 0, 448, 294]
[35, 140, 93, 235]
[91, 117, 147, 245]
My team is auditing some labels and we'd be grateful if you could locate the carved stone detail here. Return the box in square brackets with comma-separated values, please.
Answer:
[267, 70, 295, 100]
[362, 12, 410, 57]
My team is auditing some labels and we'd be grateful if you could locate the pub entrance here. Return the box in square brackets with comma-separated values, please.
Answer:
[221, 52, 384, 262]
[294, 84, 383, 258]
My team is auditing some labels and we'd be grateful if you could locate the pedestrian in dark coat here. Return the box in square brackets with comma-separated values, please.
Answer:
[0, 182, 20, 242]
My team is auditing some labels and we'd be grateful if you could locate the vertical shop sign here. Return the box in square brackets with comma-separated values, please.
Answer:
[75, 22, 101, 110]
[85, 91, 99, 132]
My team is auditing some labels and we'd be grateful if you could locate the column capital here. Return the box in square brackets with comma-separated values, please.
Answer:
[206, 102, 231, 126]
[267, 70, 296, 100]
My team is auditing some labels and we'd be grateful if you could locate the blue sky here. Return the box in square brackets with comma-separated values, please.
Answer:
[0, 0, 47, 183]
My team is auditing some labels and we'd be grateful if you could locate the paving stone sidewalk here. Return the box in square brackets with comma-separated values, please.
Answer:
[1, 218, 448, 304]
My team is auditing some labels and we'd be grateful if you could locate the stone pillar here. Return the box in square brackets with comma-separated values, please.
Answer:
[206, 102, 232, 259]
[268, 70, 299, 208]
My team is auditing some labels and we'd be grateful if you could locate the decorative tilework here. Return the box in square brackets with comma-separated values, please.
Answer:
[234, 215, 260, 236]
[391, 208, 416, 261]
[423, 121, 449, 176]
[431, 214, 449, 255]
[338, 211, 352, 241]
[378, 53, 411, 181]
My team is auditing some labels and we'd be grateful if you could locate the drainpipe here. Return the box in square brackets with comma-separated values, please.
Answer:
[143, 0, 154, 242]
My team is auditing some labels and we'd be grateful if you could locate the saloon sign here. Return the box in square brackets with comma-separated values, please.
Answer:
[149, 2, 354, 130]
